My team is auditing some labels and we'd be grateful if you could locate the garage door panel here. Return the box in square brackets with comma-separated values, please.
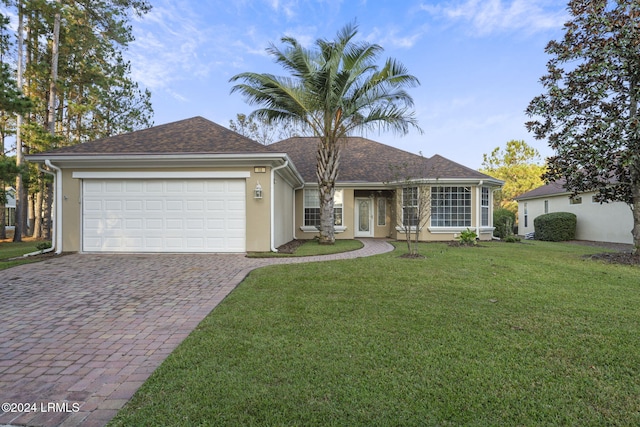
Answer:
[166, 200, 183, 210]
[145, 182, 163, 192]
[145, 200, 163, 211]
[125, 181, 143, 192]
[83, 178, 246, 252]
[105, 182, 123, 192]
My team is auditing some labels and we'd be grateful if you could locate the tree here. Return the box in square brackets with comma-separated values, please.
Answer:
[229, 113, 305, 145]
[387, 158, 431, 257]
[230, 22, 421, 244]
[1, 0, 152, 241]
[526, 0, 640, 253]
[0, 156, 19, 239]
[479, 140, 546, 212]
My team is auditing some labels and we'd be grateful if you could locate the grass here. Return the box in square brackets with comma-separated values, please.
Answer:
[247, 239, 363, 257]
[109, 241, 640, 426]
[0, 241, 49, 270]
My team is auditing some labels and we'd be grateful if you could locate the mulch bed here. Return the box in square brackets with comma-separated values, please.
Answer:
[276, 239, 308, 254]
[585, 252, 640, 266]
[562, 240, 638, 266]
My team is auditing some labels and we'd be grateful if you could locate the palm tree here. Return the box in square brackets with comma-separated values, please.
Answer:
[230, 22, 421, 244]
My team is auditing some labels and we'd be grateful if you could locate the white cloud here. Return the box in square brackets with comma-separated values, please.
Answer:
[266, 0, 299, 19]
[420, 0, 567, 36]
[127, 1, 241, 97]
[364, 26, 424, 50]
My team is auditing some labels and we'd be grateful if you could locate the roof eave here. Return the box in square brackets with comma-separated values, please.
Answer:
[27, 152, 305, 187]
[301, 177, 504, 187]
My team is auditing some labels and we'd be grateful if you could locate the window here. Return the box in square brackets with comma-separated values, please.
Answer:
[431, 186, 471, 227]
[524, 203, 528, 227]
[303, 189, 343, 227]
[402, 187, 419, 227]
[544, 200, 549, 214]
[570, 196, 582, 205]
[377, 198, 386, 226]
[5, 207, 15, 227]
[481, 187, 489, 227]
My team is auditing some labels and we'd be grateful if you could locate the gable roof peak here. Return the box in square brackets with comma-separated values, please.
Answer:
[33, 116, 272, 156]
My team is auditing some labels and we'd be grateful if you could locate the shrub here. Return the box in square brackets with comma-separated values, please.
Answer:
[457, 228, 478, 246]
[533, 212, 577, 241]
[36, 241, 52, 252]
[493, 208, 516, 239]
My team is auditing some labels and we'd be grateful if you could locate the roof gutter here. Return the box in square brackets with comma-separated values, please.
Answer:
[270, 160, 289, 252]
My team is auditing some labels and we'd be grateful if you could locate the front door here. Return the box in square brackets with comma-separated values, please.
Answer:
[355, 197, 374, 237]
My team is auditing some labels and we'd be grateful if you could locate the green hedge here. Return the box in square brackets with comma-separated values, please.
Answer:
[493, 208, 516, 239]
[534, 212, 577, 241]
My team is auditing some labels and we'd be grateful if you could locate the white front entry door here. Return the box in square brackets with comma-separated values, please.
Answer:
[355, 197, 374, 237]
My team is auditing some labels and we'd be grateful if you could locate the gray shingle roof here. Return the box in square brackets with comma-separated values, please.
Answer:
[269, 136, 498, 183]
[514, 179, 569, 200]
[29, 117, 502, 186]
[35, 116, 271, 156]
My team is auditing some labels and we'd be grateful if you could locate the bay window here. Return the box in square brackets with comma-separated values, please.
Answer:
[431, 186, 472, 227]
[481, 187, 490, 227]
[402, 187, 419, 227]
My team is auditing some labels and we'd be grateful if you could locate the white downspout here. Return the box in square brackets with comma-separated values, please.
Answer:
[23, 160, 62, 256]
[476, 180, 484, 237]
[270, 160, 289, 252]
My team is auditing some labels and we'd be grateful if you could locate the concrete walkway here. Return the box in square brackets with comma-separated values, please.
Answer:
[0, 239, 394, 427]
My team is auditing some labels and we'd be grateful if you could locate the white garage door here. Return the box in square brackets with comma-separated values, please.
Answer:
[82, 179, 246, 253]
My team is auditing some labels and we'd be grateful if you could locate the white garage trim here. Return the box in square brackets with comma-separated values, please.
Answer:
[81, 178, 246, 253]
[73, 171, 250, 179]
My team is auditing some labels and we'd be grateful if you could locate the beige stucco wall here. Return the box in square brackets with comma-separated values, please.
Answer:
[272, 170, 295, 249]
[294, 188, 394, 240]
[294, 184, 495, 242]
[391, 185, 494, 242]
[58, 166, 275, 252]
[518, 192, 634, 244]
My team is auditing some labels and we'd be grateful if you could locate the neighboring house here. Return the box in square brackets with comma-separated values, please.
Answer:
[515, 179, 634, 244]
[26, 117, 502, 253]
[4, 187, 16, 228]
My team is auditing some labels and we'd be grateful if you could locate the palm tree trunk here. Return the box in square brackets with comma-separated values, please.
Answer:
[316, 143, 340, 244]
[632, 183, 640, 255]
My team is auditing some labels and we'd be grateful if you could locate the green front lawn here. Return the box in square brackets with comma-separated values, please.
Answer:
[247, 239, 363, 257]
[0, 241, 49, 270]
[110, 241, 640, 426]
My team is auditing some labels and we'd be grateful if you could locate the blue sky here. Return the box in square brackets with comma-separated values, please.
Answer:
[126, 0, 567, 169]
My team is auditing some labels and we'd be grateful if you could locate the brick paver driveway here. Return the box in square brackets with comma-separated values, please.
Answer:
[0, 239, 393, 427]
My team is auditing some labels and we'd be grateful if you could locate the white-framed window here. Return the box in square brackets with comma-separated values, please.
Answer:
[402, 187, 419, 227]
[570, 196, 582, 205]
[524, 202, 528, 227]
[4, 207, 15, 227]
[303, 189, 343, 227]
[481, 187, 490, 227]
[431, 186, 471, 227]
[377, 197, 386, 226]
[544, 200, 549, 214]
